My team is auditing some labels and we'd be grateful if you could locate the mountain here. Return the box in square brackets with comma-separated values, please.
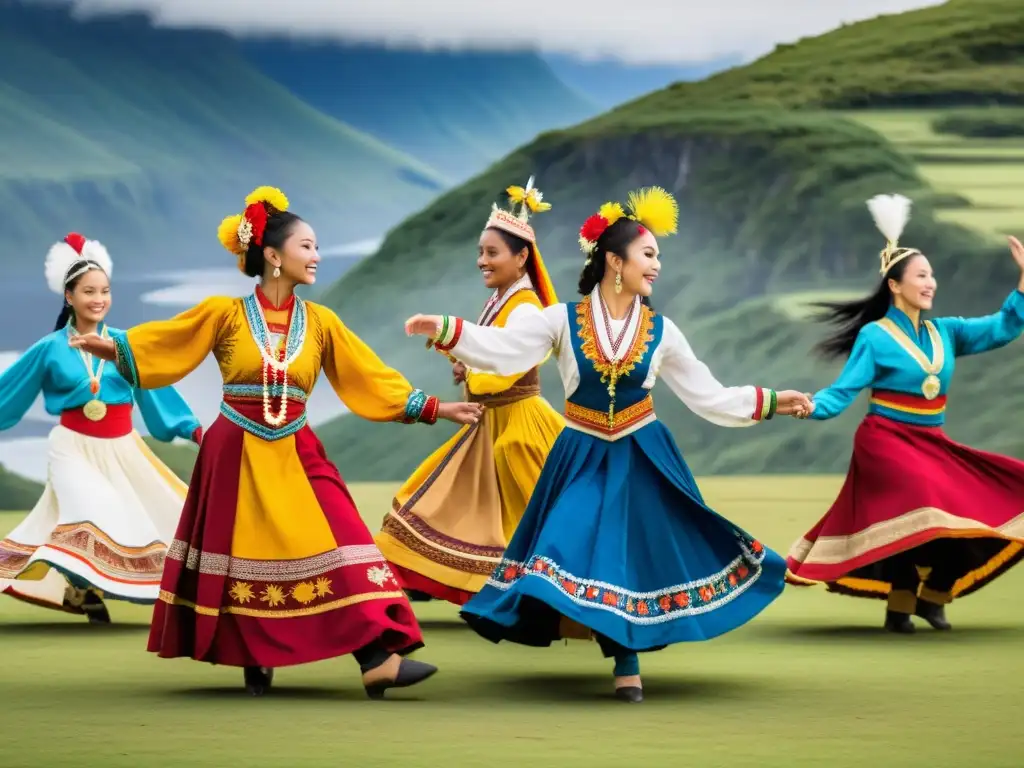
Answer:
[0, 0, 450, 280]
[541, 53, 741, 109]
[314, 0, 1024, 482]
[241, 42, 600, 182]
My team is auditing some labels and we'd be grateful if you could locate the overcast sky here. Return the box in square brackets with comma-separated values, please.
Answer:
[64, 0, 942, 65]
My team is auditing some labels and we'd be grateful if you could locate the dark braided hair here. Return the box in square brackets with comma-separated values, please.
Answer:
[576, 218, 652, 307]
[241, 209, 306, 278]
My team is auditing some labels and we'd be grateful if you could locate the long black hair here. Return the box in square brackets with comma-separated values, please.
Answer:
[241, 209, 305, 278]
[53, 262, 106, 331]
[813, 253, 921, 359]
[577, 217, 653, 307]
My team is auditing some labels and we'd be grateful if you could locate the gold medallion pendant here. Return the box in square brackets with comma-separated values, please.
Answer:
[83, 399, 107, 422]
[921, 374, 941, 401]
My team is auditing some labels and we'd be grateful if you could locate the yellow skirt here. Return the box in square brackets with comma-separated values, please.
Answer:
[377, 394, 563, 603]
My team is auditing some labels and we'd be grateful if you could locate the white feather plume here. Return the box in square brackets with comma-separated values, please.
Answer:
[43, 239, 113, 294]
[866, 194, 912, 245]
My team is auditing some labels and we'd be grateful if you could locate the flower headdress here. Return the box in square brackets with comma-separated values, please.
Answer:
[867, 193, 921, 276]
[578, 186, 679, 260]
[217, 186, 291, 273]
[44, 232, 113, 294]
[484, 176, 558, 307]
[485, 176, 551, 244]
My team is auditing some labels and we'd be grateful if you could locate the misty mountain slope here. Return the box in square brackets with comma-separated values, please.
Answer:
[0, 1, 447, 275]
[241, 42, 600, 180]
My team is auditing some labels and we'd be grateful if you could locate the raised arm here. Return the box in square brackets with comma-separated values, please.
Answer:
[111, 297, 234, 389]
[658, 319, 774, 428]
[809, 328, 877, 421]
[935, 290, 1024, 357]
[134, 385, 203, 444]
[321, 308, 444, 424]
[423, 303, 560, 377]
[0, 338, 50, 432]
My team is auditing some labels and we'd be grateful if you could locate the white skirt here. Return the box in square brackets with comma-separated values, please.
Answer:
[0, 424, 188, 610]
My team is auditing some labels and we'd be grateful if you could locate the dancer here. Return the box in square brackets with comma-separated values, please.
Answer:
[71, 187, 481, 698]
[378, 179, 564, 605]
[405, 187, 810, 702]
[0, 233, 201, 623]
[787, 194, 1024, 633]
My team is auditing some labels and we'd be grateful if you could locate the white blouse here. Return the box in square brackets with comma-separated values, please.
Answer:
[439, 286, 765, 428]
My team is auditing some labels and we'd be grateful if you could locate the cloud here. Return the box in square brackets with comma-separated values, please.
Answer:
[63, 0, 941, 65]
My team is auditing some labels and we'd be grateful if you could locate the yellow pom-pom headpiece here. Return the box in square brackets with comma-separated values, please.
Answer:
[578, 186, 678, 258]
[218, 186, 290, 273]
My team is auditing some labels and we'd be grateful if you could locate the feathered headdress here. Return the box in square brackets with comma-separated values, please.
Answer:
[218, 186, 291, 273]
[484, 176, 558, 307]
[578, 186, 679, 258]
[867, 193, 921, 276]
[44, 232, 113, 294]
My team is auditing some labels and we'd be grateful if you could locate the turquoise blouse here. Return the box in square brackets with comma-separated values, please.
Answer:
[811, 290, 1024, 426]
[0, 324, 201, 441]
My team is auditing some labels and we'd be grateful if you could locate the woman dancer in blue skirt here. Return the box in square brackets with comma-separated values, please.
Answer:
[405, 187, 810, 702]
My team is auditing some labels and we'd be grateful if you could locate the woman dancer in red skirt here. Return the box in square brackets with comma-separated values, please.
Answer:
[787, 193, 1024, 633]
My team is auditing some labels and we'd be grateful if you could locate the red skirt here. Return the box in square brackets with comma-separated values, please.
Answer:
[786, 415, 1024, 599]
[148, 400, 423, 668]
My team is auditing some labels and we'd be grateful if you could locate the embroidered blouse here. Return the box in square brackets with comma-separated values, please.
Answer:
[433, 285, 773, 433]
[811, 290, 1024, 426]
[0, 323, 200, 441]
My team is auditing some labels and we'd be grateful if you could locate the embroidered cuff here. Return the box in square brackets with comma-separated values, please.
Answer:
[752, 388, 776, 421]
[433, 316, 464, 352]
[400, 389, 440, 424]
[112, 334, 140, 388]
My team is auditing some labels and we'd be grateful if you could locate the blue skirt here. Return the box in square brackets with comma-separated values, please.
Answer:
[460, 421, 786, 653]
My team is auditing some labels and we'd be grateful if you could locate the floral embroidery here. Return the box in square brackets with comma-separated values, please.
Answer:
[488, 543, 765, 624]
[260, 584, 287, 607]
[366, 564, 395, 587]
[229, 581, 254, 604]
[575, 295, 654, 388]
[291, 581, 317, 605]
[314, 577, 333, 597]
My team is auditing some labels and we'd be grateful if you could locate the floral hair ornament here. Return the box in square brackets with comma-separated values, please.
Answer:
[578, 186, 679, 262]
[866, 193, 922, 276]
[44, 232, 113, 294]
[217, 186, 291, 272]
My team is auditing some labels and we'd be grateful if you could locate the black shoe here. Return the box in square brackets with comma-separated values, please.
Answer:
[614, 686, 644, 703]
[364, 658, 438, 700]
[243, 666, 274, 696]
[884, 610, 915, 634]
[405, 590, 434, 602]
[82, 591, 111, 624]
[916, 600, 952, 631]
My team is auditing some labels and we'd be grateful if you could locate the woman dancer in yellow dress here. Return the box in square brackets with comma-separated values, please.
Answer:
[71, 186, 482, 698]
[378, 179, 564, 604]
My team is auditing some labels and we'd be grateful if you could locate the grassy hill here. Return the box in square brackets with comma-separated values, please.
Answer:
[241, 43, 599, 181]
[316, 0, 1024, 481]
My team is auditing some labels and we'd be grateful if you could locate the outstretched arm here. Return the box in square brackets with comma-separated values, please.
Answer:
[322, 309, 480, 426]
[937, 290, 1024, 357]
[407, 303, 559, 377]
[658, 319, 786, 427]
[809, 329, 877, 420]
[0, 339, 49, 432]
[134, 385, 203, 444]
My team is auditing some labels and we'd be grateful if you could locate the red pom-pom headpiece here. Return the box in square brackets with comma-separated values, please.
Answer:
[243, 202, 269, 248]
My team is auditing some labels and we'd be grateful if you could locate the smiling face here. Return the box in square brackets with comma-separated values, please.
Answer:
[889, 253, 936, 311]
[266, 219, 320, 285]
[65, 268, 111, 326]
[607, 228, 661, 298]
[477, 228, 528, 291]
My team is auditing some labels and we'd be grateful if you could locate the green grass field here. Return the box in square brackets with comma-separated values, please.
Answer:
[2, 477, 1022, 767]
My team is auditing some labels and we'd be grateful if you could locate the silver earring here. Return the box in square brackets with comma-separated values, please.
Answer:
[272, 266, 281, 278]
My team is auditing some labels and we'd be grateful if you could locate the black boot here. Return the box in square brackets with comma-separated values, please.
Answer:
[243, 666, 274, 696]
[362, 658, 438, 700]
[915, 600, 952, 630]
[884, 610, 915, 634]
[614, 686, 644, 703]
[405, 589, 434, 603]
[82, 591, 111, 624]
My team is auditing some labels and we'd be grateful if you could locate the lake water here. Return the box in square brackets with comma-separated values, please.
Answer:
[0, 239, 379, 481]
